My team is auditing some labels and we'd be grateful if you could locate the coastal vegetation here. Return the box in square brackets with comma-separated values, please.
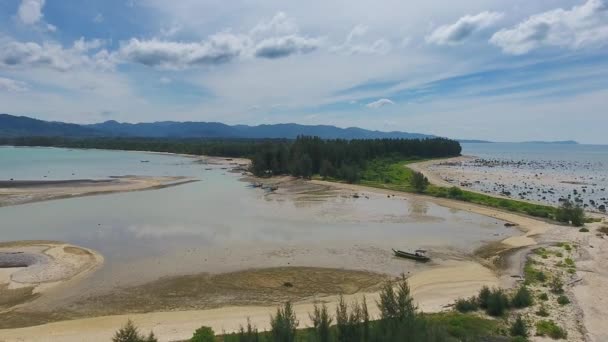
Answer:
[114, 276, 506, 342]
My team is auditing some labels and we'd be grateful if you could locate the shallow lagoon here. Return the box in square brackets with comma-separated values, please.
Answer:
[0, 147, 515, 297]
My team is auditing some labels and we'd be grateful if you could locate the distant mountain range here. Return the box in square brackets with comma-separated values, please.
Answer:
[0, 114, 436, 140]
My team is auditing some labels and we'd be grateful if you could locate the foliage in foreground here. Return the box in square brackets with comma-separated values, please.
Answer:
[115, 276, 504, 342]
[112, 320, 157, 342]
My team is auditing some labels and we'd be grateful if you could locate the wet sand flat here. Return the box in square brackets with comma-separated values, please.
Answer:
[0, 176, 198, 207]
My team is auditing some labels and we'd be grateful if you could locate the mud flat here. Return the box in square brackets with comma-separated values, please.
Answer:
[0, 176, 198, 207]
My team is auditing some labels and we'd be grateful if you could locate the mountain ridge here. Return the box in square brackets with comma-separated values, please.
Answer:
[0, 114, 436, 140]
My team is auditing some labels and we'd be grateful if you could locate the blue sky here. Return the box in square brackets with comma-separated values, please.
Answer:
[1, 0, 607, 143]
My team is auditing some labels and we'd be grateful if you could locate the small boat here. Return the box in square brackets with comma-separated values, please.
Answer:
[392, 249, 430, 262]
[140, 160, 150, 163]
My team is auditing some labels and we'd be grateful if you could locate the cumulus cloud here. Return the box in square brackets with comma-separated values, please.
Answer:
[427, 11, 504, 45]
[332, 25, 392, 55]
[366, 98, 395, 108]
[0, 38, 113, 71]
[17, 0, 45, 25]
[0, 77, 29, 92]
[490, 0, 608, 54]
[254, 35, 320, 58]
[118, 33, 250, 68]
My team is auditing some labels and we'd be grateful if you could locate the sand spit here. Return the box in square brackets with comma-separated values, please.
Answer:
[0, 176, 198, 207]
[0, 241, 103, 312]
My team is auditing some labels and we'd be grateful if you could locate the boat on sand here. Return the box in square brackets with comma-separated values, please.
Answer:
[392, 248, 430, 262]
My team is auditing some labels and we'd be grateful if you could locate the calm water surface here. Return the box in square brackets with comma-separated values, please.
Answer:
[1, 147, 515, 294]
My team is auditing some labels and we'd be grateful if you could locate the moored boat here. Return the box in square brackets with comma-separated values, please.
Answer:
[392, 249, 430, 262]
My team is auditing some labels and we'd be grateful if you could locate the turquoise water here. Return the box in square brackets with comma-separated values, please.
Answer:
[0, 147, 514, 295]
[0, 146, 196, 180]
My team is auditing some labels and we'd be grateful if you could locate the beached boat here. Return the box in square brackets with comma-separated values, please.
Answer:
[392, 249, 430, 262]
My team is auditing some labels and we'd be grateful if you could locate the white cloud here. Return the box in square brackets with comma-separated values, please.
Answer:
[254, 35, 320, 58]
[118, 33, 250, 68]
[491, 0, 608, 54]
[159, 76, 172, 84]
[0, 38, 113, 72]
[366, 98, 395, 108]
[427, 11, 504, 45]
[0, 77, 29, 92]
[250, 12, 298, 37]
[331, 25, 392, 55]
[93, 13, 104, 24]
[17, 0, 45, 25]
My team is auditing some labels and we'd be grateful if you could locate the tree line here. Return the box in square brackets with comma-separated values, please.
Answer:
[1, 136, 462, 184]
[250, 136, 461, 182]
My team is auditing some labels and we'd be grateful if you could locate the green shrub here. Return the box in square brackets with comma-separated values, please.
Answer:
[579, 227, 589, 232]
[190, 326, 215, 342]
[410, 171, 429, 193]
[477, 286, 491, 309]
[550, 276, 564, 294]
[270, 302, 298, 342]
[455, 297, 478, 313]
[535, 320, 567, 339]
[510, 315, 528, 337]
[485, 288, 510, 317]
[535, 304, 550, 317]
[448, 186, 463, 198]
[564, 258, 574, 266]
[538, 293, 549, 301]
[112, 320, 157, 342]
[310, 303, 332, 342]
[557, 295, 570, 305]
[511, 286, 533, 308]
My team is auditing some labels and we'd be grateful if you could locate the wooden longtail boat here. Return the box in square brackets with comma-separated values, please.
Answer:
[392, 249, 430, 262]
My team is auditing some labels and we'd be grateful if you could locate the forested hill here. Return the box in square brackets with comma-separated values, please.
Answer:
[0, 114, 435, 140]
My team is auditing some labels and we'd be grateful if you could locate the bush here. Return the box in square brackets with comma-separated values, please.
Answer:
[485, 288, 510, 317]
[478, 286, 491, 309]
[310, 303, 332, 342]
[535, 320, 567, 339]
[235, 319, 259, 342]
[448, 186, 463, 199]
[550, 276, 564, 294]
[410, 171, 429, 193]
[510, 315, 528, 337]
[455, 297, 478, 313]
[555, 200, 585, 226]
[535, 304, 550, 317]
[112, 320, 157, 342]
[190, 326, 215, 342]
[538, 293, 549, 301]
[511, 286, 533, 308]
[579, 227, 589, 232]
[270, 302, 298, 342]
[557, 295, 570, 305]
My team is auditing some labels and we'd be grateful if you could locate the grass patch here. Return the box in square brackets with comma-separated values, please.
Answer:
[579, 227, 589, 232]
[524, 260, 547, 285]
[598, 225, 608, 234]
[538, 293, 549, 301]
[358, 158, 563, 222]
[535, 320, 567, 339]
[427, 312, 502, 340]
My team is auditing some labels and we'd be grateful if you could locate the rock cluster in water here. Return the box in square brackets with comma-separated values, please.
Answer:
[434, 158, 608, 212]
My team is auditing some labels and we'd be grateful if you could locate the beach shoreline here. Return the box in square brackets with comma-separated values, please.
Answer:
[1, 150, 606, 341]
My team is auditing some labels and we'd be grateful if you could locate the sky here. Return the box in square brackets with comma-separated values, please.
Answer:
[0, 0, 607, 143]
